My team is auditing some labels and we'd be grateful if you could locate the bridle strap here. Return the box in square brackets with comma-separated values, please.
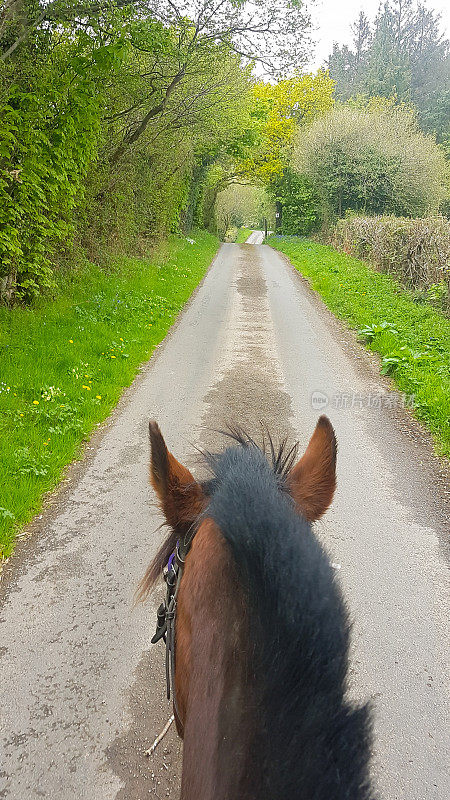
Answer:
[151, 530, 194, 722]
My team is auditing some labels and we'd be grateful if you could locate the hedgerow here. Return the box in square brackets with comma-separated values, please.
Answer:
[0, 38, 115, 301]
[333, 215, 450, 312]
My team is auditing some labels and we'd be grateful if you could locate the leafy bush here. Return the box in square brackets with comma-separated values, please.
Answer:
[270, 169, 321, 235]
[295, 102, 448, 220]
[333, 215, 450, 311]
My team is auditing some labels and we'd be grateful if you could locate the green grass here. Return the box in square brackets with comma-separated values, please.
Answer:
[235, 227, 255, 243]
[0, 230, 219, 558]
[268, 236, 450, 457]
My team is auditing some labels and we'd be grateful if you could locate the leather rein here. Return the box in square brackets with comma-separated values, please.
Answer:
[151, 534, 193, 720]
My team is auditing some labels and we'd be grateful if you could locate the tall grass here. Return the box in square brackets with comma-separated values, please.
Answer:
[0, 231, 219, 558]
[269, 236, 450, 456]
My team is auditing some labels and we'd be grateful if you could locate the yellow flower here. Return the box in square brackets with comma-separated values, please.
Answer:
[111, 355, 116, 359]
[96, 395, 102, 400]
[82, 385, 91, 391]
[69, 339, 73, 343]
[6, 386, 10, 390]
[20, 413, 24, 417]
[43, 442, 48, 446]
[120, 338, 123, 341]
[33, 400, 39, 405]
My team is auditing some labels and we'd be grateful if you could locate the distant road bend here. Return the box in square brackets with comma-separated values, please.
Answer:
[0, 234, 448, 800]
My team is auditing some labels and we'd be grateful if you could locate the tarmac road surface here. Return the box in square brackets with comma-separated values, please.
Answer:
[1, 235, 449, 799]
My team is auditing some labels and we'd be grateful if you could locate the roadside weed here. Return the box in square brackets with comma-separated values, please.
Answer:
[358, 321, 398, 342]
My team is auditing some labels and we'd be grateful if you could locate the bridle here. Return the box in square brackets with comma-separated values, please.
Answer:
[151, 533, 194, 721]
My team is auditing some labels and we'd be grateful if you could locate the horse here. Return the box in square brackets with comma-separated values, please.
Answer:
[138, 417, 375, 800]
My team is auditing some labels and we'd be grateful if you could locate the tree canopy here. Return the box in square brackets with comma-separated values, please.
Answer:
[0, 0, 313, 299]
[237, 71, 335, 185]
[294, 100, 448, 220]
[327, 0, 450, 147]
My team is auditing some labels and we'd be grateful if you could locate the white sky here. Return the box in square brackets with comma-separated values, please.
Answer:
[307, 0, 450, 69]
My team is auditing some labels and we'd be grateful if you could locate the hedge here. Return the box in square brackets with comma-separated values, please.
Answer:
[332, 216, 450, 312]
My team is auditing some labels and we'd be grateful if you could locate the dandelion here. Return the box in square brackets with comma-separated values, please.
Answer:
[20, 413, 24, 417]
[33, 400, 39, 405]
[111, 355, 116, 359]
[96, 395, 102, 400]
[82, 385, 91, 391]
[120, 338, 124, 341]
[69, 339, 73, 343]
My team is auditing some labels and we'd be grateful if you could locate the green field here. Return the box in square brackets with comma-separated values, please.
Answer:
[269, 236, 450, 457]
[0, 231, 219, 559]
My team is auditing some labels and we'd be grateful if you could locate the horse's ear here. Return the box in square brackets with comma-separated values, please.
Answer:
[288, 415, 337, 522]
[149, 421, 204, 530]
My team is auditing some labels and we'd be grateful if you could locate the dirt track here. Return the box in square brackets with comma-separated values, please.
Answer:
[1, 237, 449, 799]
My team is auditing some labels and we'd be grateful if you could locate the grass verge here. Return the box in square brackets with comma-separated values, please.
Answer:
[268, 236, 450, 457]
[0, 230, 219, 559]
[235, 227, 254, 243]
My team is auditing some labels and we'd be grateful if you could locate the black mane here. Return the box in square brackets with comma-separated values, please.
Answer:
[200, 426, 299, 498]
[205, 438, 375, 800]
[219, 425, 300, 478]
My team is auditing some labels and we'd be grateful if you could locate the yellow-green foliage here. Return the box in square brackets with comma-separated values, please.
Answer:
[238, 71, 335, 184]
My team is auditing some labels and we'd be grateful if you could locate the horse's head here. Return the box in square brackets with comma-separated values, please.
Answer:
[150, 414, 336, 527]
[138, 415, 337, 607]
[137, 416, 336, 600]
[139, 419, 374, 800]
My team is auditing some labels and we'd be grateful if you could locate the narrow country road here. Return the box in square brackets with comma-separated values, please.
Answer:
[1, 238, 448, 800]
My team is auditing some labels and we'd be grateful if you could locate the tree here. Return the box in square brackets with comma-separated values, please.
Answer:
[226, 70, 334, 235]
[294, 101, 448, 220]
[327, 0, 450, 145]
[1, 0, 313, 166]
[269, 168, 321, 235]
[236, 70, 335, 184]
[1, 0, 314, 298]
